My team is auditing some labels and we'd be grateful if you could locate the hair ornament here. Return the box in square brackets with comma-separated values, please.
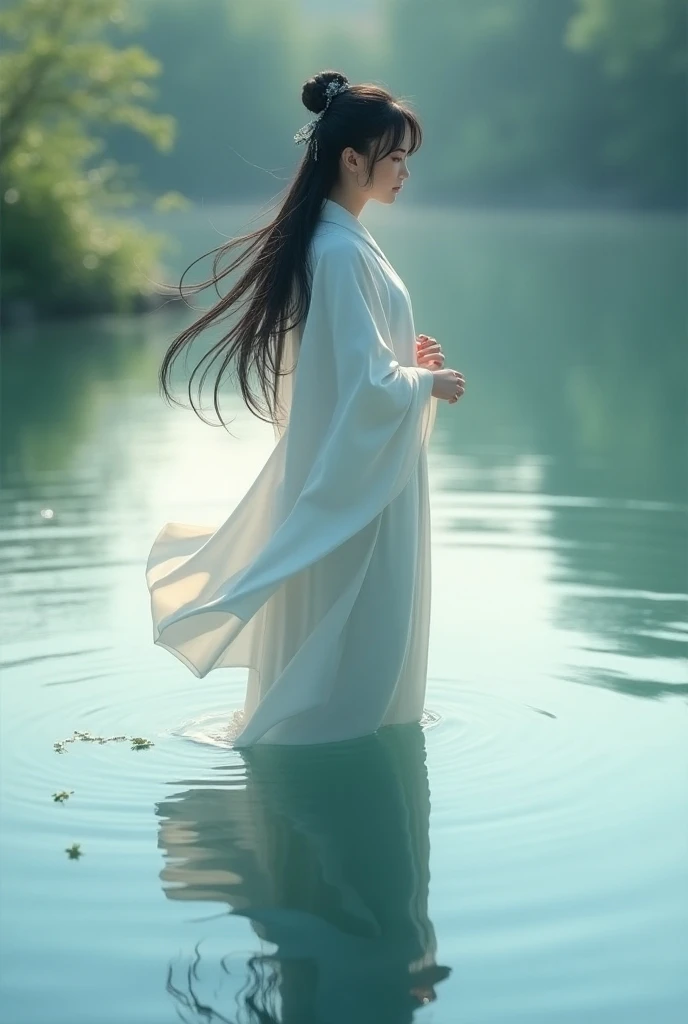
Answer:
[294, 79, 350, 160]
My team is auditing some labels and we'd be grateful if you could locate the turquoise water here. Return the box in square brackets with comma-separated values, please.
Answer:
[1, 204, 686, 1023]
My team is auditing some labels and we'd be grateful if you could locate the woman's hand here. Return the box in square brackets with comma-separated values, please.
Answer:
[417, 335, 465, 404]
[430, 368, 465, 404]
[416, 334, 445, 369]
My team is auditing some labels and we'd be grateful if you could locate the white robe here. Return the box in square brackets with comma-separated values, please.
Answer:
[145, 198, 438, 746]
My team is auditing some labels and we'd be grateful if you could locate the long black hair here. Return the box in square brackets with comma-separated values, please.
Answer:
[158, 70, 423, 429]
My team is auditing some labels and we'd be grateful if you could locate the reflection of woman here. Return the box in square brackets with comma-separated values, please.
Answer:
[156, 724, 450, 1023]
[145, 69, 465, 747]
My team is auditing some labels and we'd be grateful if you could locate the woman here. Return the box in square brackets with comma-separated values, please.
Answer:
[145, 70, 466, 747]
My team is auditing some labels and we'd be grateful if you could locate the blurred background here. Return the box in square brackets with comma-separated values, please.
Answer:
[1, 3, 687, 1023]
[1, 0, 685, 320]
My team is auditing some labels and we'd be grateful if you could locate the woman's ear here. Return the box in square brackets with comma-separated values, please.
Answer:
[340, 146, 354, 173]
[341, 146, 364, 175]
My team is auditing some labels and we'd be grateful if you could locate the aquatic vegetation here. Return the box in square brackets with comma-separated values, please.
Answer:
[51, 728, 154, 862]
[130, 737, 154, 751]
[53, 730, 151, 752]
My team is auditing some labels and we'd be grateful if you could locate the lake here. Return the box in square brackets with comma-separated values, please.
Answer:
[1, 203, 686, 1023]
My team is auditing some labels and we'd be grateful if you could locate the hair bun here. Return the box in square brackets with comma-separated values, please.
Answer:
[301, 70, 349, 115]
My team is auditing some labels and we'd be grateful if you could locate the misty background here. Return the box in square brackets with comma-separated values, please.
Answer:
[1, 0, 685, 318]
[111, 0, 687, 207]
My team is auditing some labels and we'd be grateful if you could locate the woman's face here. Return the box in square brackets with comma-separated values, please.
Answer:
[370, 123, 412, 204]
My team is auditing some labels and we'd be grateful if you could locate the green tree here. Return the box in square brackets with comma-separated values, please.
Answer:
[381, 0, 685, 208]
[106, 0, 302, 200]
[0, 0, 178, 318]
[565, 0, 687, 204]
[566, 0, 687, 75]
[383, 0, 605, 204]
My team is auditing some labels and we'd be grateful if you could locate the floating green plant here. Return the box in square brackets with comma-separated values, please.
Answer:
[130, 737, 154, 751]
[53, 730, 150, 752]
[65, 843, 83, 860]
[52, 790, 74, 803]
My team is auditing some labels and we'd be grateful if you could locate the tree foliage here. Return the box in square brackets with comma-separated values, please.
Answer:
[565, 0, 687, 201]
[566, 0, 687, 76]
[379, 0, 685, 207]
[0, 0, 177, 317]
[103, 0, 300, 199]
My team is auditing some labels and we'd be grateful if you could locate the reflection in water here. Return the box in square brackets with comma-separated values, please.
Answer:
[1, 313, 162, 484]
[156, 724, 451, 1023]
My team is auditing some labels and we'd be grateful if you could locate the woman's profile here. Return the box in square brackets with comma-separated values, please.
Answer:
[145, 70, 466, 747]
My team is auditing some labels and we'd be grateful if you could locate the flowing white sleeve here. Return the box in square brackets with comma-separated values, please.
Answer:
[299, 241, 435, 515]
[146, 241, 434, 675]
